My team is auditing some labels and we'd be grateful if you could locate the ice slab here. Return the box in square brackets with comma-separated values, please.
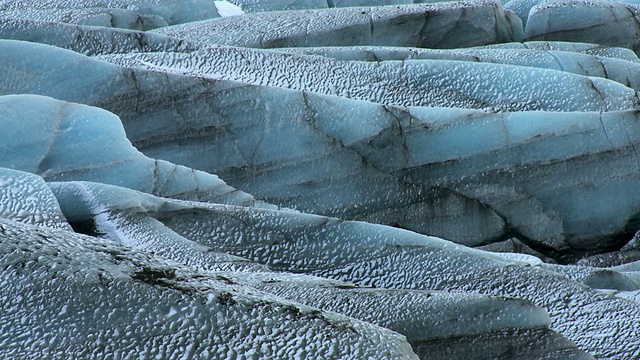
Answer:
[0, 17, 199, 55]
[4, 42, 640, 252]
[151, 1, 524, 49]
[92, 189, 635, 358]
[48, 180, 592, 358]
[0, 7, 169, 30]
[225, 0, 456, 13]
[275, 45, 640, 91]
[478, 41, 640, 62]
[0, 0, 222, 26]
[1, 28, 636, 112]
[0, 94, 256, 206]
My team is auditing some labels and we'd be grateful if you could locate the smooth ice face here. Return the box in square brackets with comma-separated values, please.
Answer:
[278, 45, 640, 91]
[151, 1, 524, 49]
[0, 0, 223, 26]
[524, 0, 640, 53]
[0, 217, 420, 359]
[213, 1, 245, 16]
[0, 94, 256, 206]
[0, 168, 71, 230]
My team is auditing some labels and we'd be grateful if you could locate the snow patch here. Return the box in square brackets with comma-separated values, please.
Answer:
[214, 1, 244, 17]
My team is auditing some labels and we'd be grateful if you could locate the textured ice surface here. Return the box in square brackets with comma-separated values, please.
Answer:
[50, 181, 269, 273]
[1, 31, 636, 111]
[2, 1, 640, 357]
[525, 0, 640, 53]
[478, 41, 640, 62]
[80, 190, 634, 358]
[99, 46, 640, 111]
[0, 17, 202, 56]
[0, 94, 256, 206]
[0, 168, 71, 230]
[151, 1, 524, 49]
[0, 217, 420, 359]
[24, 171, 618, 355]
[47, 181, 592, 359]
[93, 86, 640, 252]
[225, 0, 463, 13]
[0, 0, 222, 26]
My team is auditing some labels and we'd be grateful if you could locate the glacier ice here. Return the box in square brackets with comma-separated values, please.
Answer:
[4, 41, 640, 252]
[0, 7, 170, 30]
[0, 168, 71, 230]
[2, 0, 640, 358]
[98, 45, 640, 110]
[45, 180, 593, 359]
[277, 45, 640, 91]
[0, 0, 223, 27]
[44, 177, 632, 358]
[1, 28, 636, 111]
[151, 1, 524, 49]
[0, 94, 257, 206]
[479, 41, 640, 61]
[524, 0, 640, 52]
[224, 0, 452, 13]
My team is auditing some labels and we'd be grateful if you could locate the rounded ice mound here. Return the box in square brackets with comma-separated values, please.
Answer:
[0, 167, 71, 230]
